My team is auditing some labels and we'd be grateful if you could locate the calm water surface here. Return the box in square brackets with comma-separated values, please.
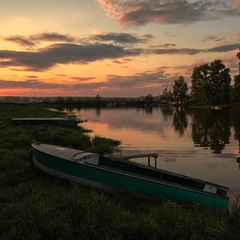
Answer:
[64, 107, 240, 208]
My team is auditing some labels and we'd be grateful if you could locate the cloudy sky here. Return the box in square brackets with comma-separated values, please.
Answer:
[0, 0, 240, 97]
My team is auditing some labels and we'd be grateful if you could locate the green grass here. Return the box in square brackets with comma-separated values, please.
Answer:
[0, 103, 240, 240]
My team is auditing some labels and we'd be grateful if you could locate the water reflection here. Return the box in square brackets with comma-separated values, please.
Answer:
[60, 106, 240, 155]
[95, 107, 101, 117]
[61, 107, 240, 153]
[192, 109, 231, 153]
[144, 107, 153, 114]
[173, 108, 188, 137]
[232, 110, 240, 154]
[159, 106, 174, 121]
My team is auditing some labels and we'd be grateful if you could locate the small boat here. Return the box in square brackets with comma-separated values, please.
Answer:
[31, 141, 229, 212]
[11, 117, 78, 127]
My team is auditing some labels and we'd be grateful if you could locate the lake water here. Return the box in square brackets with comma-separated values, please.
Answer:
[63, 107, 240, 209]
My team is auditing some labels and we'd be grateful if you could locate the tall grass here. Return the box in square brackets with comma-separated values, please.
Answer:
[0, 103, 240, 239]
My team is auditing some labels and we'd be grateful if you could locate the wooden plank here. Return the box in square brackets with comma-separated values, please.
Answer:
[114, 153, 158, 160]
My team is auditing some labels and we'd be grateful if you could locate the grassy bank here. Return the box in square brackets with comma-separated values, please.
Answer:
[0, 103, 240, 240]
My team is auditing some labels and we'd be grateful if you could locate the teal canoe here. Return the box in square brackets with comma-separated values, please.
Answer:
[31, 141, 229, 212]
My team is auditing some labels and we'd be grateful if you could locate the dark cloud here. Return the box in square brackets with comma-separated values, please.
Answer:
[88, 32, 153, 45]
[0, 79, 66, 89]
[202, 33, 226, 42]
[152, 43, 176, 48]
[152, 47, 203, 55]
[98, 0, 240, 26]
[112, 60, 123, 64]
[207, 43, 239, 52]
[4, 36, 36, 47]
[142, 34, 154, 40]
[4, 32, 77, 47]
[152, 43, 240, 55]
[30, 33, 76, 43]
[0, 43, 144, 71]
[26, 75, 38, 79]
[71, 77, 96, 81]
[4, 32, 153, 48]
[162, 43, 176, 47]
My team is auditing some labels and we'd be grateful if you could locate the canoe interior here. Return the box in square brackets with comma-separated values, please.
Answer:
[97, 156, 228, 198]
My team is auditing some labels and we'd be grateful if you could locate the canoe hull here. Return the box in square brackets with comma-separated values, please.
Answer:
[32, 143, 229, 211]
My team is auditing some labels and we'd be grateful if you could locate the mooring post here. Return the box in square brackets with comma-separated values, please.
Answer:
[154, 156, 157, 168]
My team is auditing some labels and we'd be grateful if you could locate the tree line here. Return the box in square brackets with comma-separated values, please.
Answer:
[53, 57, 240, 108]
[164, 59, 240, 106]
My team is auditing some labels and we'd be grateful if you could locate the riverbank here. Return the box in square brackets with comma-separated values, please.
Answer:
[0, 103, 240, 239]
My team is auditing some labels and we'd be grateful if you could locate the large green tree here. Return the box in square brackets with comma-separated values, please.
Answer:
[172, 76, 188, 104]
[191, 59, 231, 105]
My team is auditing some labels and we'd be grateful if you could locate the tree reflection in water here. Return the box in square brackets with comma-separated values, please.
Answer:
[191, 109, 231, 153]
[159, 106, 233, 153]
[232, 109, 240, 154]
[173, 107, 188, 137]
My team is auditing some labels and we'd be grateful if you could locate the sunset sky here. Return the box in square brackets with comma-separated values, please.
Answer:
[0, 0, 240, 97]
